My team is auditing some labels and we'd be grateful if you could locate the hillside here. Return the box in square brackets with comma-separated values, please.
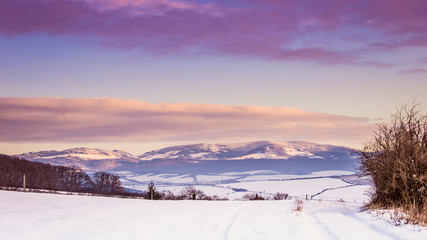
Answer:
[15, 141, 360, 196]
[1, 190, 426, 240]
[16, 147, 140, 171]
[16, 141, 357, 174]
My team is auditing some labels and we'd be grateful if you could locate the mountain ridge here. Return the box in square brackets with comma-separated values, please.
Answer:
[14, 141, 356, 173]
[138, 141, 352, 161]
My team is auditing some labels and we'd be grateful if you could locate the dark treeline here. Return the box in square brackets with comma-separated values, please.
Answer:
[0, 154, 128, 195]
[143, 183, 229, 200]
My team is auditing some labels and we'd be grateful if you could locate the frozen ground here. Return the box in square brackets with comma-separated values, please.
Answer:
[1, 190, 426, 240]
[119, 170, 369, 200]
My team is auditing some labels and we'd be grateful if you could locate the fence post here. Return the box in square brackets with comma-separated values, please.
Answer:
[23, 174, 26, 191]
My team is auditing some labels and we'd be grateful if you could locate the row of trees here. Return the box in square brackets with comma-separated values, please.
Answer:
[144, 181, 290, 201]
[144, 182, 228, 200]
[242, 192, 290, 200]
[0, 155, 124, 195]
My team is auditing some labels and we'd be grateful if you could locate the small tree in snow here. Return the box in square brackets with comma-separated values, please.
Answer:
[145, 181, 161, 200]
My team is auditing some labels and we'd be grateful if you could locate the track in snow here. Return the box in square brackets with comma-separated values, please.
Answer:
[305, 203, 404, 240]
[1, 191, 426, 240]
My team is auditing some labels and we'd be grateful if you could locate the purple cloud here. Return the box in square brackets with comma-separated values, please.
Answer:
[1, 0, 426, 64]
[398, 68, 427, 75]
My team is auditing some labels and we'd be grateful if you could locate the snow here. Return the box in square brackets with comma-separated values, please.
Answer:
[220, 178, 352, 197]
[220, 170, 279, 176]
[157, 185, 234, 197]
[312, 185, 372, 202]
[311, 170, 356, 176]
[116, 171, 362, 200]
[195, 175, 239, 183]
[189, 152, 210, 158]
[36, 153, 120, 160]
[238, 171, 355, 181]
[241, 174, 306, 181]
[135, 140, 351, 161]
[284, 147, 314, 157]
[139, 150, 181, 160]
[128, 173, 195, 184]
[1, 190, 426, 240]
[231, 152, 274, 160]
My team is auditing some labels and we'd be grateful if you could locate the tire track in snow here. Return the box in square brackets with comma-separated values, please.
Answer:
[136, 202, 253, 240]
[204, 202, 254, 240]
[136, 206, 196, 240]
[305, 203, 400, 240]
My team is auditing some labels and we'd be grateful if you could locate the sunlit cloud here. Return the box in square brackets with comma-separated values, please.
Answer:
[398, 68, 427, 75]
[1, 0, 426, 65]
[0, 98, 377, 147]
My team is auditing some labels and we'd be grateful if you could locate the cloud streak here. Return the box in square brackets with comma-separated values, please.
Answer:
[398, 68, 427, 75]
[1, 0, 426, 65]
[0, 98, 376, 146]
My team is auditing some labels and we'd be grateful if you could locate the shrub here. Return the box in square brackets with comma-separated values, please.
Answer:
[273, 192, 289, 200]
[292, 199, 304, 212]
[242, 193, 266, 200]
[179, 185, 207, 200]
[357, 103, 427, 223]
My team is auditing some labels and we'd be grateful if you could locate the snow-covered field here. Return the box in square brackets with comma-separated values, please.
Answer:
[1, 190, 426, 240]
[120, 170, 370, 201]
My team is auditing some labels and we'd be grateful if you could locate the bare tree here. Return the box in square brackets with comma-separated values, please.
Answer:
[93, 171, 123, 194]
[180, 185, 206, 200]
[357, 103, 427, 219]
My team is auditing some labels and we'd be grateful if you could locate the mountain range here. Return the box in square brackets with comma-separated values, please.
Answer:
[15, 141, 358, 175]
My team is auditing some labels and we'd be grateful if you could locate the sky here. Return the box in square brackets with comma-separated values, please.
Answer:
[1, 0, 426, 155]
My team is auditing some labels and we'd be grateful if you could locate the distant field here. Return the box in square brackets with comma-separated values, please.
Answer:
[119, 170, 370, 201]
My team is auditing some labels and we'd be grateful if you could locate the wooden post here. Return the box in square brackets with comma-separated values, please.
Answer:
[23, 174, 26, 191]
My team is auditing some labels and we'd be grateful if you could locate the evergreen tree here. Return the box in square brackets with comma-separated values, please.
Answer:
[145, 181, 161, 200]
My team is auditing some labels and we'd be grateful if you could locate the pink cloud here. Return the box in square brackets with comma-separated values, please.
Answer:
[398, 68, 427, 75]
[1, 0, 426, 65]
[0, 98, 376, 146]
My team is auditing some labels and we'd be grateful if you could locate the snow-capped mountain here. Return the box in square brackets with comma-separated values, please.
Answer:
[16, 147, 140, 171]
[138, 141, 347, 161]
[16, 141, 357, 174]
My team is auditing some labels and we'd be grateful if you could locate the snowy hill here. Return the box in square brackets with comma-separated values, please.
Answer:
[1, 190, 426, 240]
[16, 141, 360, 194]
[16, 147, 140, 171]
[16, 141, 356, 174]
[121, 141, 358, 177]
[138, 141, 346, 160]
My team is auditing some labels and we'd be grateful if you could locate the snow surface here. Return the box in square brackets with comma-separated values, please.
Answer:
[137, 140, 345, 161]
[219, 178, 352, 197]
[128, 173, 195, 184]
[312, 185, 372, 202]
[195, 175, 239, 183]
[220, 170, 280, 175]
[116, 170, 365, 200]
[36, 153, 121, 160]
[1, 190, 426, 240]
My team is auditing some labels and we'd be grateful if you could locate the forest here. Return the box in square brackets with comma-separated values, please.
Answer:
[0, 154, 126, 195]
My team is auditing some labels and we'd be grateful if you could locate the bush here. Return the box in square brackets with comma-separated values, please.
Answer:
[357, 103, 427, 223]
[179, 185, 207, 200]
[242, 193, 266, 200]
[273, 192, 289, 200]
[292, 199, 304, 212]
